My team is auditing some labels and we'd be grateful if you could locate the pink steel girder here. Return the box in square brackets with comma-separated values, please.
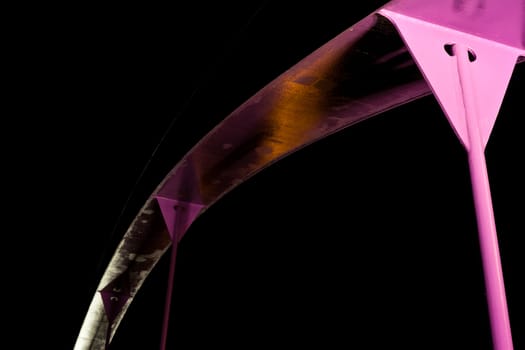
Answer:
[157, 2, 524, 348]
[381, 1, 524, 349]
[74, 1, 524, 349]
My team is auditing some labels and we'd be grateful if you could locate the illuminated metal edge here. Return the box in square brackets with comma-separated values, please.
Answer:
[74, 6, 524, 349]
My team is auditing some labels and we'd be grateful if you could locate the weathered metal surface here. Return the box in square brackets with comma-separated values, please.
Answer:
[156, 15, 429, 208]
[74, 198, 171, 349]
[74, 10, 431, 348]
[74, 1, 524, 348]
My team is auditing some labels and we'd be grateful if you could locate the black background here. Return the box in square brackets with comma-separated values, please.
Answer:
[15, 2, 523, 349]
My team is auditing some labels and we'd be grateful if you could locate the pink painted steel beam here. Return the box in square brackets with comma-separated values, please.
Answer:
[381, 1, 524, 349]
[74, 1, 524, 348]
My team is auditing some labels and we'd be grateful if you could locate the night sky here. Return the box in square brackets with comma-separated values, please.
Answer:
[22, 2, 523, 349]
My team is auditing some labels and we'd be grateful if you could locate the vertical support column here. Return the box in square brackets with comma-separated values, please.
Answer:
[160, 205, 182, 350]
[156, 196, 204, 349]
[455, 44, 513, 350]
[379, 8, 523, 349]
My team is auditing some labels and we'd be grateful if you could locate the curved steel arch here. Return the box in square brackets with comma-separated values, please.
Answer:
[75, 1, 524, 348]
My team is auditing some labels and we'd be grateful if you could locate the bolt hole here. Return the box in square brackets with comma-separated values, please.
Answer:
[468, 49, 477, 62]
[444, 43, 455, 56]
